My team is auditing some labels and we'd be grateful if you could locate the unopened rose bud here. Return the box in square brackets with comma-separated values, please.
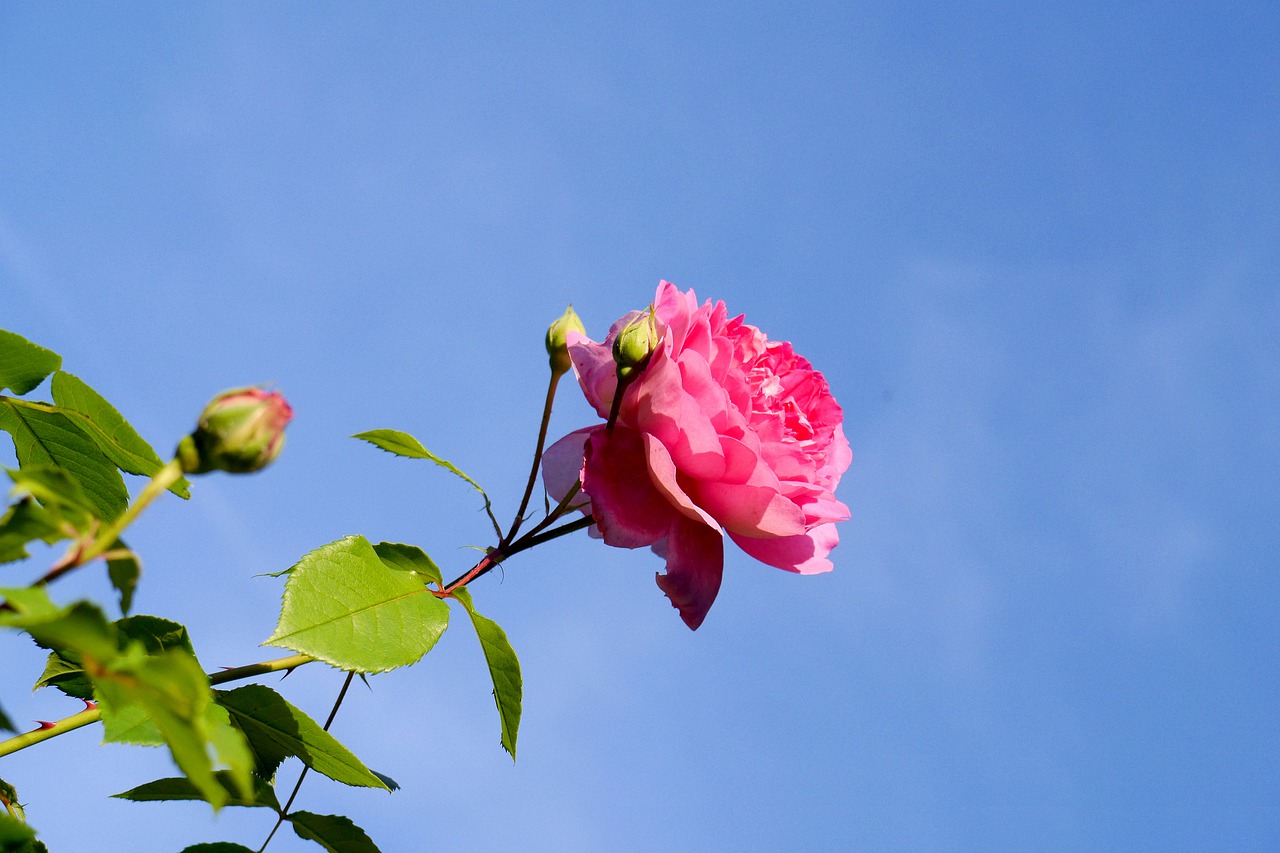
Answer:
[612, 307, 659, 382]
[545, 305, 585, 376]
[176, 387, 293, 475]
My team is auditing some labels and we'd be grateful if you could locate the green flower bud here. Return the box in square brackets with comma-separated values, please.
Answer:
[177, 387, 293, 475]
[612, 306, 659, 382]
[545, 305, 586, 376]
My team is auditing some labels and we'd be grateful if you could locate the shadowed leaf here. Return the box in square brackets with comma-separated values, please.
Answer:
[289, 812, 381, 853]
[217, 685, 387, 790]
[0, 402, 127, 521]
[51, 372, 190, 498]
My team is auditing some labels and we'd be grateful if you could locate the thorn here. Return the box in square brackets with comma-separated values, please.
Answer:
[82, 700, 98, 711]
[35, 721, 56, 730]
[220, 666, 236, 671]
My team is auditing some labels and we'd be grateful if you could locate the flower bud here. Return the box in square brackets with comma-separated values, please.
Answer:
[545, 305, 585, 376]
[612, 307, 659, 382]
[177, 387, 293, 475]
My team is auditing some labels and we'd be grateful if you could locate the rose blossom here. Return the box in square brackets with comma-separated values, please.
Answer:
[543, 281, 851, 629]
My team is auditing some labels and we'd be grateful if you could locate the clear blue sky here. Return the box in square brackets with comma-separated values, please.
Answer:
[3, 3, 1278, 851]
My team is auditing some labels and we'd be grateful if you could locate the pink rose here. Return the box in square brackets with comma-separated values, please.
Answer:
[543, 281, 851, 629]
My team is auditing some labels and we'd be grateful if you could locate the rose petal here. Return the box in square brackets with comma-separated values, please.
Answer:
[642, 433, 720, 529]
[654, 515, 725, 630]
[583, 427, 674, 548]
[728, 523, 839, 575]
[542, 427, 594, 506]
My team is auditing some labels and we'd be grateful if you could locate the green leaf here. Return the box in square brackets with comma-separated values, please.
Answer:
[0, 497, 64, 564]
[0, 590, 251, 810]
[449, 588, 522, 759]
[6, 466, 96, 534]
[0, 702, 13, 734]
[0, 402, 128, 521]
[0, 330, 61, 397]
[266, 536, 450, 673]
[178, 845, 259, 853]
[114, 772, 281, 810]
[353, 429, 501, 537]
[0, 813, 46, 853]
[288, 812, 381, 853]
[96, 647, 255, 809]
[216, 685, 388, 790]
[107, 542, 141, 615]
[34, 615, 194, 700]
[371, 541, 442, 586]
[34, 649, 92, 699]
[51, 372, 190, 499]
[0, 778, 21, 821]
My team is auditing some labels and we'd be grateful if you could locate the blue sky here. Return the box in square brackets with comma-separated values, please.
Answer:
[2, 3, 1278, 851]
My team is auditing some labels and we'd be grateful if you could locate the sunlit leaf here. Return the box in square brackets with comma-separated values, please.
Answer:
[266, 536, 449, 673]
[217, 685, 388, 790]
[371, 541, 442, 586]
[51, 372, 190, 499]
[353, 429, 500, 536]
[0, 402, 127, 521]
[0, 330, 61, 397]
[449, 588, 522, 759]
[113, 771, 281, 810]
[288, 812, 381, 853]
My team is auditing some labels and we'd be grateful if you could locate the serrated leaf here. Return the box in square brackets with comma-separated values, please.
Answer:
[449, 588, 522, 759]
[178, 845, 259, 853]
[51, 372, 190, 499]
[114, 771, 280, 810]
[370, 770, 399, 792]
[0, 497, 63, 564]
[371, 541, 442, 586]
[0, 402, 127, 521]
[216, 685, 387, 790]
[0, 330, 61, 397]
[265, 536, 449, 673]
[353, 429, 500, 536]
[288, 811, 381, 853]
[34, 650, 92, 699]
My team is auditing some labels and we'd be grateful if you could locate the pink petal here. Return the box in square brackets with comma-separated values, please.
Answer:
[567, 332, 618, 420]
[728, 523, 840, 575]
[633, 351, 726, 479]
[582, 427, 675, 548]
[642, 433, 719, 529]
[654, 515, 725, 630]
[542, 427, 594, 507]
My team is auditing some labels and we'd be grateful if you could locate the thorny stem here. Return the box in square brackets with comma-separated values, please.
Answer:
[258, 670, 356, 853]
[505, 371, 562, 543]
